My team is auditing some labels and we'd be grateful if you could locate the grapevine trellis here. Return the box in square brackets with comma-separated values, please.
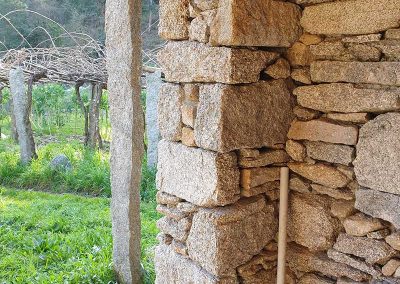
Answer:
[0, 9, 162, 153]
[0, 9, 162, 86]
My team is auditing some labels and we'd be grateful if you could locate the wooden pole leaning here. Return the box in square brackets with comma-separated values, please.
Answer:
[277, 167, 290, 284]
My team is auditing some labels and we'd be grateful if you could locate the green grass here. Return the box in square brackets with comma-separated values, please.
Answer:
[0, 141, 111, 197]
[0, 187, 160, 284]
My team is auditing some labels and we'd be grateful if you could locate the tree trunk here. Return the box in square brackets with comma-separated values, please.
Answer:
[148, 0, 153, 29]
[88, 83, 103, 149]
[106, 0, 144, 282]
[75, 82, 89, 145]
[9, 68, 39, 164]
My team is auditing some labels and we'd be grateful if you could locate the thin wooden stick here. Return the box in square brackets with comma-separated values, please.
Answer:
[277, 167, 289, 284]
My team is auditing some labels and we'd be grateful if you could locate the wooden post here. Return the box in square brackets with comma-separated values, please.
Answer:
[277, 167, 289, 284]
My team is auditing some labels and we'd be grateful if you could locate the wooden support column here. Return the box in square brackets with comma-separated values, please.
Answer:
[105, 0, 144, 283]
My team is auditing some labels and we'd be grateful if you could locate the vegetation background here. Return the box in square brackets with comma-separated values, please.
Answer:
[0, 0, 162, 51]
[0, 1, 162, 283]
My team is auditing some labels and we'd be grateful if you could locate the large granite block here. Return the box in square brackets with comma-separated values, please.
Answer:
[158, 41, 278, 84]
[155, 244, 238, 284]
[210, 0, 301, 47]
[159, 0, 189, 40]
[156, 140, 240, 207]
[187, 196, 278, 277]
[301, 0, 400, 35]
[354, 113, 400, 196]
[355, 188, 400, 229]
[294, 84, 400, 113]
[311, 61, 400, 86]
[195, 80, 294, 152]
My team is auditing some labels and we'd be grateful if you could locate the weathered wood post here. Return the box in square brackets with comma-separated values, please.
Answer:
[9, 68, 38, 164]
[105, 0, 144, 283]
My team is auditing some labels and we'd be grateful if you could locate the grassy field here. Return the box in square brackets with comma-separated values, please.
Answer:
[0, 85, 160, 283]
[0, 136, 160, 283]
[0, 187, 160, 284]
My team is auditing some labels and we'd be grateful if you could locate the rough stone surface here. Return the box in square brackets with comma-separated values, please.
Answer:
[334, 233, 397, 264]
[295, 84, 400, 113]
[310, 61, 400, 86]
[356, 188, 400, 229]
[310, 41, 381, 62]
[291, 68, 312, 84]
[385, 233, 400, 251]
[181, 102, 197, 128]
[239, 150, 289, 168]
[157, 140, 239, 207]
[286, 140, 306, 162]
[301, 0, 400, 35]
[209, 0, 301, 47]
[354, 113, 400, 195]
[343, 213, 385, 237]
[331, 200, 356, 219]
[382, 259, 400, 276]
[241, 181, 280, 198]
[289, 162, 350, 188]
[156, 205, 189, 221]
[195, 80, 294, 152]
[146, 71, 162, 167]
[299, 34, 322, 45]
[288, 119, 359, 145]
[157, 216, 192, 242]
[371, 40, 400, 61]
[189, 16, 209, 43]
[305, 141, 355, 166]
[326, 113, 370, 124]
[342, 34, 382, 43]
[265, 58, 291, 79]
[105, 0, 144, 281]
[287, 243, 370, 281]
[293, 106, 320, 121]
[367, 229, 391, 240]
[241, 167, 280, 189]
[327, 249, 382, 277]
[9, 68, 37, 164]
[50, 154, 72, 172]
[311, 184, 354, 201]
[181, 127, 196, 147]
[158, 41, 278, 84]
[156, 191, 182, 206]
[158, 83, 184, 141]
[187, 197, 278, 277]
[288, 193, 341, 251]
[290, 176, 311, 193]
[286, 42, 313, 66]
[386, 29, 400, 40]
[155, 245, 237, 284]
[298, 273, 334, 284]
[159, 0, 189, 40]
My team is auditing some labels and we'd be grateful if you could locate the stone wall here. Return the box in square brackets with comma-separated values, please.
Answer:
[155, 0, 400, 283]
[285, 0, 400, 283]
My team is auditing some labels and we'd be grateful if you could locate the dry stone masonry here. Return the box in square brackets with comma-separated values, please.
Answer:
[155, 0, 400, 283]
[284, 0, 400, 282]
